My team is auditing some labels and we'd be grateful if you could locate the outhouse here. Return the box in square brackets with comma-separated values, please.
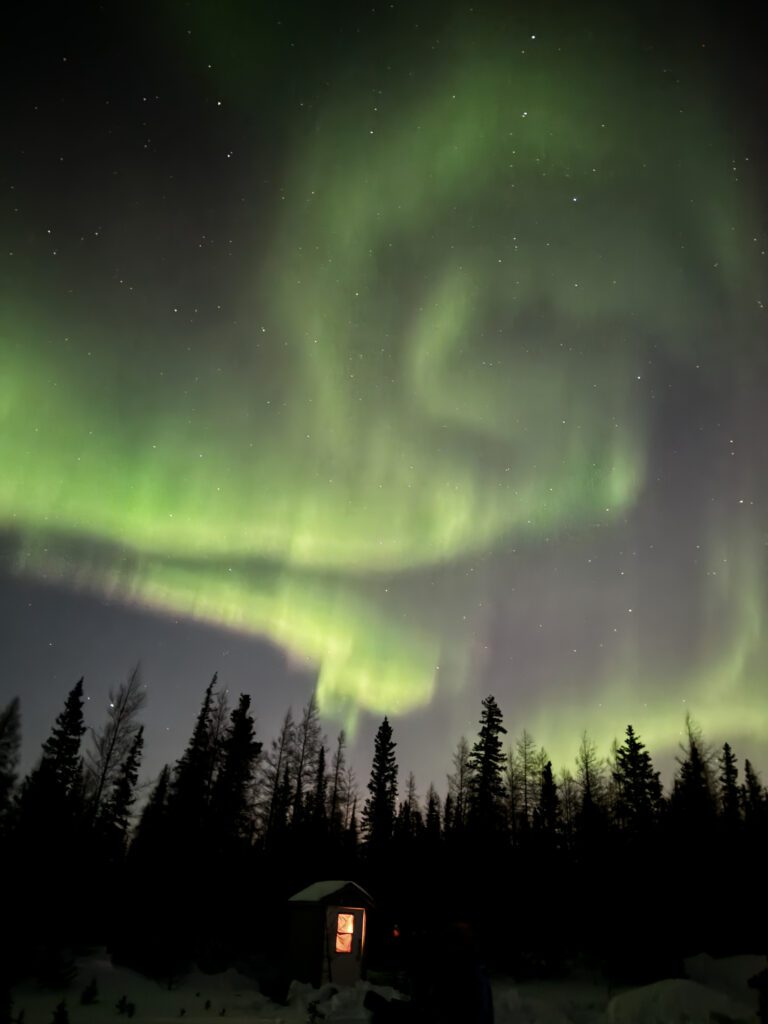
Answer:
[287, 880, 374, 987]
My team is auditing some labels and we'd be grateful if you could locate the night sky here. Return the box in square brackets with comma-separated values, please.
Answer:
[1, 2, 766, 792]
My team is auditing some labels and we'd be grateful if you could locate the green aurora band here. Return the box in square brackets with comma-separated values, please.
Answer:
[1, 27, 766, 763]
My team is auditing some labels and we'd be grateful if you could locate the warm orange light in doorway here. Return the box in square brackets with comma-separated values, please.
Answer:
[335, 913, 354, 953]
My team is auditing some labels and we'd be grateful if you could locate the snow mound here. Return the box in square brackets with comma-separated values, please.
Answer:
[287, 978, 403, 1023]
[495, 986, 575, 1024]
[684, 953, 765, 1010]
[606, 978, 756, 1024]
[12, 951, 275, 1024]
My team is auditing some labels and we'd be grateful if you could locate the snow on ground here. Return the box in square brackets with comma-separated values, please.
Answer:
[605, 978, 755, 1024]
[9, 950, 763, 1024]
[9, 952, 276, 1024]
[493, 974, 616, 1024]
[684, 953, 764, 1011]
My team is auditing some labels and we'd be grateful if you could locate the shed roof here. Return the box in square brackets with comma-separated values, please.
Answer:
[288, 880, 374, 906]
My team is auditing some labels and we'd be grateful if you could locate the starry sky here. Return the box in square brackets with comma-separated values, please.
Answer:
[1, 1, 766, 791]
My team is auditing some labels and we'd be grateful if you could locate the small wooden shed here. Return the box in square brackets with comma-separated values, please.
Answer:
[287, 880, 374, 988]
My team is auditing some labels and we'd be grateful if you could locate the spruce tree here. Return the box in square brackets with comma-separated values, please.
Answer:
[442, 793, 455, 836]
[272, 763, 293, 842]
[101, 726, 144, 854]
[0, 697, 20, 830]
[80, 977, 98, 1005]
[739, 758, 767, 942]
[395, 772, 422, 845]
[534, 761, 562, 843]
[425, 784, 441, 846]
[362, 717, 398, 849]
[741, 759, 765, 826]
[211, 694, 261, 846]
[558, 768, 578, 846]
[130, 764, 171, 863]
[41, 679, 86, 795]
[203, 687, 231, 807]
[717, 742, 740, 828]
[467, 695, 507, 834]
[114, 761, 171, 975]
[51, 999, 69, 1024]
[672, 719, 717, 831]
[17, 679, 86, 837]
[612, 725, 662, 836]
[169, 675, 218, 833]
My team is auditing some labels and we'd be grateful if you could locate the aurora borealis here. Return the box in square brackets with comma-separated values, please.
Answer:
[1, 2, 766, 782]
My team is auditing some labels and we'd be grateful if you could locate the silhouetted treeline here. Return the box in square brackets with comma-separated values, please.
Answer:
[1, 677, 766, 992]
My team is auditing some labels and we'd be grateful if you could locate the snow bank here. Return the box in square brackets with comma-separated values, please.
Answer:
[10, 951, 275, 1024]
[606, 978, 756, 1024]
[286, 978, 404, 1023]
[12, 950, 765, 1024]
[684, 953, 765, 1010]
[494, 985, 574, 1024]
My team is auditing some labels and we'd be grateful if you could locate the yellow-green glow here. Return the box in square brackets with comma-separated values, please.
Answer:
[1, 22, 765, 744]
[526, 520, 768, 768]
